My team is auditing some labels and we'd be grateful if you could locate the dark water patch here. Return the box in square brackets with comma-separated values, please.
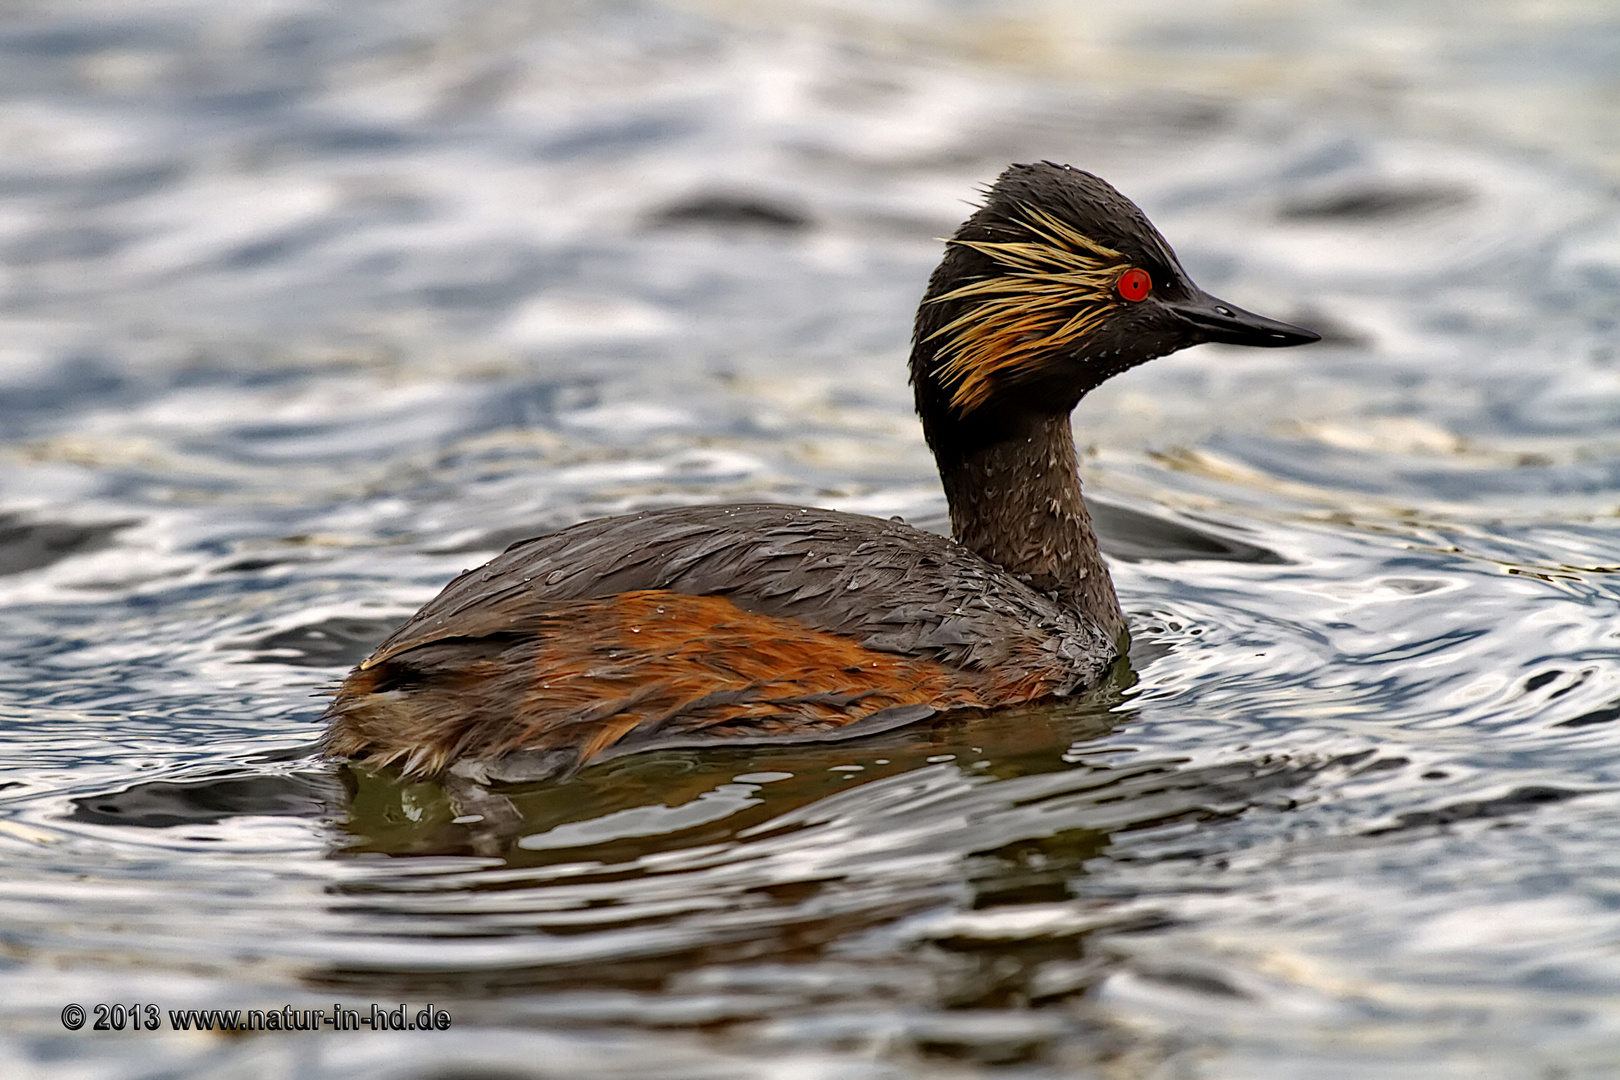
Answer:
[646, 193, 812, 231]
[1544, 669, 1589, 700]
[0, 513, 133, 576]
[233, 617, 395, 668]
[1279, 182, 1472, 220]
[68, 771, 339, 828]
[1091, 500, 1285, 564]
[1366, 785, 1585, 836]
[1525, 669, 1564, 693]
[1556, 699, 1620, 728]
[215, 555, 291, 573]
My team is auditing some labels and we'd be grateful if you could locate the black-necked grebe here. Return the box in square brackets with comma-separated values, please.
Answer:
[324, 162, 1319, 781]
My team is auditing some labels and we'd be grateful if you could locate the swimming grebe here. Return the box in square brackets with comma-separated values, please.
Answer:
[324, 163, 1318, 782]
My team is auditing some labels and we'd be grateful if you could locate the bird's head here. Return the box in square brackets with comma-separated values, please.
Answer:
[911, 162, 1318, 454]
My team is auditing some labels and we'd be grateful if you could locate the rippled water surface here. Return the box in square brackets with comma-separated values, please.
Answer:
[3, 1, 1619, 1076]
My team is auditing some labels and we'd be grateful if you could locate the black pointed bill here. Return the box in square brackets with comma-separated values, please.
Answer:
[1167, 291, 1320, 348]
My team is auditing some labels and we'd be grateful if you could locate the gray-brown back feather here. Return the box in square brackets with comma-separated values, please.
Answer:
[366, 504, 1113, 693]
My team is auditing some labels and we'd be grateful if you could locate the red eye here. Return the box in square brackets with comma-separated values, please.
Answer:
[1117, 267, 1152, 302]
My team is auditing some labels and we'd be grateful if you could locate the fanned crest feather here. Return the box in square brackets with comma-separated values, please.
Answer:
[927, 204, 1132, 414]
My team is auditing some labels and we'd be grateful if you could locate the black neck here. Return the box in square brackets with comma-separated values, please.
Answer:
[927, 408, 1125, 643]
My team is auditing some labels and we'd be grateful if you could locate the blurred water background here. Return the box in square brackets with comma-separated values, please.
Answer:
[1, 1, 1619, 1076]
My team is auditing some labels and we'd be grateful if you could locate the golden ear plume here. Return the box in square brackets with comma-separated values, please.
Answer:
[927, 205, 1129, 414]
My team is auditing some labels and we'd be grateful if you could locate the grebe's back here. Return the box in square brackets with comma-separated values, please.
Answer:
[326, 503, 1113, 781]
